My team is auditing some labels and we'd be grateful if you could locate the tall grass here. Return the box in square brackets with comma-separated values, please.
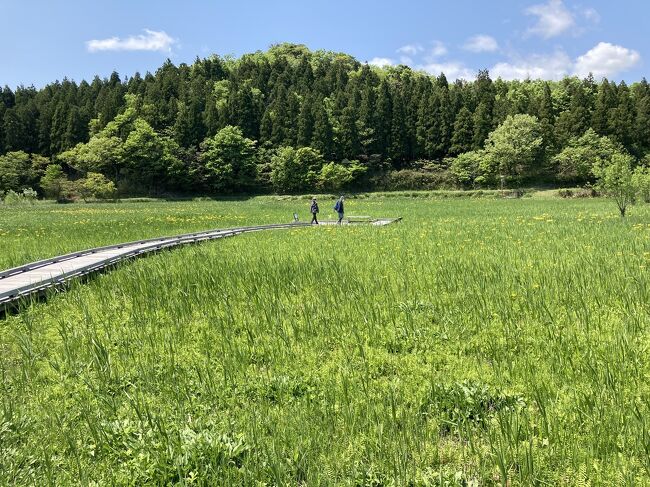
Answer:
[1, 197, 649, 484]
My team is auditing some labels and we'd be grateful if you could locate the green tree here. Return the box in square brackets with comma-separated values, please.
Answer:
[173, 101, 195, 148]
[481, 114, 542, 182]
[49, 102, 69, 154]
[374, 79, 392, 156]
[0, 151, 48, 192]
[0, 151, 33, 192]
[472, 70, 495, 149]
[3, 109, 26, 152]
[40, 164, 68, 199]
[297, 94, 315, 147]
[123, 119, 180, 191]
[389, 90, 408, 162]
[593, 151, 637, 217]
[422, 89, 445, 159]
[632, 164, 650, 203]
[555, 82, 591, 148]
[199, 125, 257, 192]
[415, 85, 432, 158]
[269, 85, 291, 146]
[608, 82, 635, 149]
[448, 150, 487, 188]
[338, 105, 361, 159]
[592, 79, 616, 135]
[537, 82, 556, 154]
[12, 44, 650, 193]
[472, 102, 492, 150]
[357, 79, 377, 154]
[450, 107, 474, 155]
[635, 94, 650, 154]
[270, 146, 324, 193]
[60, 136, 124, 180]
[311, 100, 334, 159]
[552, 129, 617, 182]
[64, 106, 89, 150]
[231, 84, 262, 140]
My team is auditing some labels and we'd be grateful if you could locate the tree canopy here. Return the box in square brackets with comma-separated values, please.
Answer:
[2, 44, 650, 195]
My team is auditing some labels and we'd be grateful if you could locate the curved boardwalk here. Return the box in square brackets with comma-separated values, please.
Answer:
[0, 218, 400, 308]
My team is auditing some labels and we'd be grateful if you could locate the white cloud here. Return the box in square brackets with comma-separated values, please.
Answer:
[395, 42, 443, 65]
[397, 44, 423, 56]
[583, 8, 600, 24]
[429, 41, 448, 58]
[525, 0, 574, 38]
[369, 57, 394, 68]
[372, 37, 641, 81]
[87, 29, 176, 53]
[573, 42, 641, 79]
[463, 35, 499, 53]
[491, 50, 573, 80]
[489, 43, 640, 81]
[416, 62, 476, 81]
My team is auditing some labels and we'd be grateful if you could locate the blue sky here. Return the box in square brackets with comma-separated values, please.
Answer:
[0, 0, 646, 88]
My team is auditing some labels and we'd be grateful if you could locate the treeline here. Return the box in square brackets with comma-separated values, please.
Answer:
[1, 43, 650, 197]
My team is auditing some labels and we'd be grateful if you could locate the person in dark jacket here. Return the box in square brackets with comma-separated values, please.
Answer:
[310, 198, 319, 224]
[334, 196, 345, 224]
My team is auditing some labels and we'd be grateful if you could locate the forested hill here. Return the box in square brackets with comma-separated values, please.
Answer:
[1, 43, 650, 196]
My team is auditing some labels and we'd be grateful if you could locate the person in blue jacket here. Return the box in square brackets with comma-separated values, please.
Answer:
[310, 198, 319, 224]
[334, 196, 345, 224]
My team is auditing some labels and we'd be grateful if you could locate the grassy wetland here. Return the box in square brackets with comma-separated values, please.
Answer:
[1, 196, 650, 485]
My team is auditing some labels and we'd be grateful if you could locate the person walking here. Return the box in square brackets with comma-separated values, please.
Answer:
[310, 198, 319, 224]
[334, 195, 345, 225]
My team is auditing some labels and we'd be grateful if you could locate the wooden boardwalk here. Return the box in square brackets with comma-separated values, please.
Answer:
[0, 218, 400, 308]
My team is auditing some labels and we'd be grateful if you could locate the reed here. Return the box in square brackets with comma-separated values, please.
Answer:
[1, 197, 649, 484]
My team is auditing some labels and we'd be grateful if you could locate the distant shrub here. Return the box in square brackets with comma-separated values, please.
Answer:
[1, 188, 38, 205]
[558, 188, 596, 199]
[22, 188, 38, 202]
[317, 160, 366, 192]
[361, 189, 529, 199]
[2, 190, 21, 205]
[77, 173, 117, 201]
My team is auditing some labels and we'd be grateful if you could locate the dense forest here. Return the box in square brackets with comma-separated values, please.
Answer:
[1, 43, 650, 197]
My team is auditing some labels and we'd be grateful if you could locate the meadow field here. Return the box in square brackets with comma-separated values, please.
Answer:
[1, 196, 650, 485]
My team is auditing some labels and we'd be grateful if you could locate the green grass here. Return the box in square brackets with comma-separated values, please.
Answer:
[1, 197, 650, 485]
[0, 198, 353, 270]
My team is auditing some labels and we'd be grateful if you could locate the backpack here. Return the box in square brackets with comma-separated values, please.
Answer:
[334, 201, 341, 212]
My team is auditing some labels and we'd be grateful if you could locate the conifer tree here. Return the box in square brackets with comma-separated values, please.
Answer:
[312, 98, 334, 159]
[592, 80, 617, 135]
[358, 81, 377, 154]
[634, 94, 650, 154]
[608, 81, 635, 149]
[297, 94, 315, 147]
[450, 107, 474, 155]
[538, 82, 556, 154]
[415, 85, 433, 159]
[390, 90, 407, 163]
[339, 104, 361, 159]
[375, 79, 392, 157]
[472, 102, 492, 149]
